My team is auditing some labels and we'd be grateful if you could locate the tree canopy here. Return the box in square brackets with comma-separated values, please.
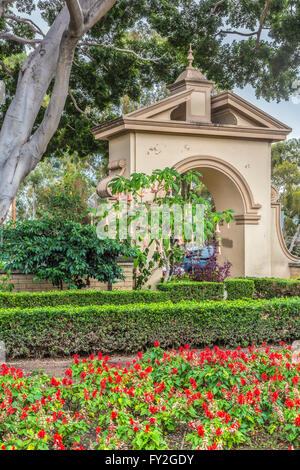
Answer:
[0, 0, 300, 222]
[271, 138, 300, 255]
[1, 1, 300, 161]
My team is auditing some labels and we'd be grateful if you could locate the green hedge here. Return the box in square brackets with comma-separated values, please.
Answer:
[1, 297, 299, 358]
[225, 279, 254, 300]
[1, 277, 298, 309]
[0, 289, 169, 309]
[157, 281, 224, 302]
[248, 277, 300, 299]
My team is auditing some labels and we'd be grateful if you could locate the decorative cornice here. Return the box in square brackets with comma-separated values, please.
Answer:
[124, 89, 192, 120]
[211, 91, 292, 131]
[235, 214, 261, 225]
[92, 117, 291, 142]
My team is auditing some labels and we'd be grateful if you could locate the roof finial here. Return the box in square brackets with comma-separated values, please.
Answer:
[187, 44, 194, 68]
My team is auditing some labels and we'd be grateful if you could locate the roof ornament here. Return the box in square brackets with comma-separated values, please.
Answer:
[187, 44, 194, 68]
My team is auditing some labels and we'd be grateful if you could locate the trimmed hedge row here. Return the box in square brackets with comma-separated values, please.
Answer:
[1, 297, 299, 358]
[248, 277, 300, 299]
[225, 279, 254, 300]
[0, 289, 169, 309]
[0, 277, 298, 309]
[157, 281, 224, 302]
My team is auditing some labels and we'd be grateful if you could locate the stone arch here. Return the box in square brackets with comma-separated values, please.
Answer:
[174, 155, 261, 222]
[271, 184, 299, 270]
[174, 155, 262, 277]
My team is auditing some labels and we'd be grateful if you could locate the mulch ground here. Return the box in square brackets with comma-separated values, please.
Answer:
[6, 354, 137, 377]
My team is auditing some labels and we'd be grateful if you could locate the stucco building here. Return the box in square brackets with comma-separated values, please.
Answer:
[93, 49, 299, 280]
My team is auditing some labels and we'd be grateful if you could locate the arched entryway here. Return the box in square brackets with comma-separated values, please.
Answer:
[174, 156, 262, 277]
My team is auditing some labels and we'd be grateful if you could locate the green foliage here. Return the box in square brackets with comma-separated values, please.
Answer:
[157, 281, 224, 302]
[37, 169, 91, 224]
[16, 155, 98, 223]
[271, 139, 300, 255]
[1, 297, 300, 358]
[225, 279, 254, 300]
[0, 217, 136, 290]
[106, 167, 234, 287]
[1, 1, 299, 176]
[0, 263, 14, 293]
[0, 289, 168, 309]
[1, 344, 300, 450]
[249, 277, 300, 299]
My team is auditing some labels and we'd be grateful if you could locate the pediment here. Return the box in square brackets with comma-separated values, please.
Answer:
[211, 91, 291, 131]
[92, 88, 291, 142]
[124, 89, 192, 121]
[212, 108, 267, 128]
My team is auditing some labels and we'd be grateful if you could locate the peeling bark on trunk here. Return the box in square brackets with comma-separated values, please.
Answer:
[0, 0, 117, 223]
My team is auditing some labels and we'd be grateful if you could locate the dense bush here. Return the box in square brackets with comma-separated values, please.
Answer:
[157, 281, 224, 302]
[225, 279, 254, 300]
[188, 241, 232, 283]
[0, 263, 14, 293]
[0, 217, 137, 289]
[0, 289, 168, 309]
[1, 345, 300, 450]
[1, 297, 299, 358]
[249, 277, 300, 299]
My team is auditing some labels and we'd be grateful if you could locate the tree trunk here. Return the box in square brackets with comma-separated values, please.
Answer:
[0, 0, 118, 224]
[0, 6, 69, 223]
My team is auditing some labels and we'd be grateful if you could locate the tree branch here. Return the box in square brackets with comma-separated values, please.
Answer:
[79, 41, 162, 62]
[0, 1, 16, 19]
[66, 0, 84, 37]
[208, 0, 227, 17]
[217, 0, 271, 49]
[85, 0, 118, 31]
[0, 31, 41, 45]
[4, 14, 45, 37]
[69, 87, 92, 120]
[24, 34, 79, 169]
[217, 30, 258, 37]
[0, 59, 13, 77]
[255, 0, 271, 50]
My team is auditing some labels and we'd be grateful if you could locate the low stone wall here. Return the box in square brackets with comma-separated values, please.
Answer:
[289, 262, 300, 280]
[1, 259, 134, 292]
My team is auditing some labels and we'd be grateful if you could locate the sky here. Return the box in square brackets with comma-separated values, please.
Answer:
[233, 86, 300, 139]
[25, 7, 300, 140]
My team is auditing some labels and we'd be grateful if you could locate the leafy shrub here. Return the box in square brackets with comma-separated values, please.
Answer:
[1, 344, 300, 450]
[175, 241, 232, 283]
[0, 263, 14, 293]
[189, 255, 232, 283]
[1, 297, 299, 358]
[249, 277, 300, 299]
[225, 279, 254, 300]
[0, 217, 137, 290]
[0, 289, 168, 309]
[157, 281, 224, 302]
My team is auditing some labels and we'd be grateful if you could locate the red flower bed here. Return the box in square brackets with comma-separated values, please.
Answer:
[0, 343, 300, 450]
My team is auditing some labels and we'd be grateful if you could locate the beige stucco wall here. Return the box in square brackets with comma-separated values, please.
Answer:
[289, 263, 300, 279]
[110, 132, 274, 278]
[109, 134, 132, 177]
